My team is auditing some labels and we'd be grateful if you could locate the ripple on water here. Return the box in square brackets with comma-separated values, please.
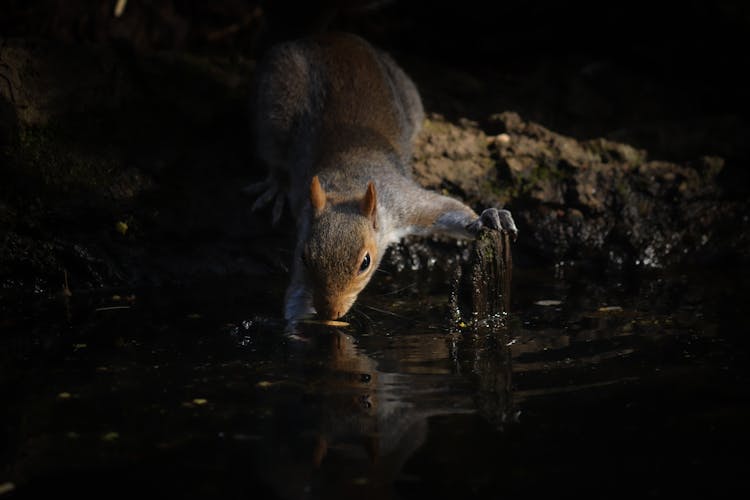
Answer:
[0, 266, 747, 499]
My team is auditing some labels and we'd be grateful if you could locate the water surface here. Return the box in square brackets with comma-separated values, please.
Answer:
[1, 263, 748, 499]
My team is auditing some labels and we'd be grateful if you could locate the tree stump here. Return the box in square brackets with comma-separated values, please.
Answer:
[451, 228, 513, 328]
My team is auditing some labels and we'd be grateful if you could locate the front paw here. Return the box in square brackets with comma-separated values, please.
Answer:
[284, 284, 316, 322]
[467, 208, 518, 241]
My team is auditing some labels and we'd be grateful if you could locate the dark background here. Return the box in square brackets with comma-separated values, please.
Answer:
[2, 0, 747, 178]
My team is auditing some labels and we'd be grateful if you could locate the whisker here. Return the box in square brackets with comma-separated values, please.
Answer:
[381, 282, 417, 296]
[361, 304, 409, 319]
[352, 305, 373, 323]
[350, 306, 377, 336]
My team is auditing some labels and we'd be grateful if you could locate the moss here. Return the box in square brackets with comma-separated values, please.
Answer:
[528, 157, 563, 184]
[492, 155, 567, 203]
[481, 179, 514, 206]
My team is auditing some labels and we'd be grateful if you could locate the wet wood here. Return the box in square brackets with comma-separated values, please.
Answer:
[452, 228, 513, 326]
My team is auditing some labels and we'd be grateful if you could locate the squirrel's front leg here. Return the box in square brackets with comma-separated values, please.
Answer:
[284, 255, 315, 322]
[408, 188, 518, 241]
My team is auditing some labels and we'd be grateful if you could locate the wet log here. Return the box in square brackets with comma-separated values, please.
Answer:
[451, 228, 513, 328]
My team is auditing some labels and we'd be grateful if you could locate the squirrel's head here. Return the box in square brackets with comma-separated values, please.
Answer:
[302, 176, 380, 320]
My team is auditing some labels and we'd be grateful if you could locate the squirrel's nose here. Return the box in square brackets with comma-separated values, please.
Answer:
[315, 297, 346, 320]
[322, 307, 344, 320]
[319, 310, 342, 320]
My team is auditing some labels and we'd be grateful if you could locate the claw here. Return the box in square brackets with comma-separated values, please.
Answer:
[244, 174, 287, 223]
[241, 179, 272, 196]
[494, 208, 518, 242]
[469, 207, 519, 241]
[251, 183, 279, 211]
[271, 190, 286, 226]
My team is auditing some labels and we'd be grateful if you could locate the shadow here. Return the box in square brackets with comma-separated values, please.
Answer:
[0, 38, 287, 290]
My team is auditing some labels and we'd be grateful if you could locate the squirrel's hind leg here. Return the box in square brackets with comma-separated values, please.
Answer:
[242, 171, 288, 226]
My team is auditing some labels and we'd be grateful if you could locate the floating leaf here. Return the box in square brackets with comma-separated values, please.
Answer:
[300, 319, 349, 327]
[535, 300, 562, 306]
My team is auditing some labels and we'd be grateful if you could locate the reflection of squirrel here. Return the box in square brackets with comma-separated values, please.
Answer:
[250, 33, 517, 321]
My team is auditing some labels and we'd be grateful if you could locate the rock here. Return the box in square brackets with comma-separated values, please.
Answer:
[413, 115, 496, 202]
[413, 111, 749, 268]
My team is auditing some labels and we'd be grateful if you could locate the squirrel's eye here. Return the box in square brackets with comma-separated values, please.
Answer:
[359, 253, 371, 274]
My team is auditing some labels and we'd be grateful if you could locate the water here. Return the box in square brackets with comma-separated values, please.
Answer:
[1, 263, 748, 499]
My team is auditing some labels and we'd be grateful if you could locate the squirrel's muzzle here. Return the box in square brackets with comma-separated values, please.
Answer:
[314, 295, 353, 320]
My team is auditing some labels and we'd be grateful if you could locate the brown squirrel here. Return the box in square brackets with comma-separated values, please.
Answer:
[250, 33, 517, 322]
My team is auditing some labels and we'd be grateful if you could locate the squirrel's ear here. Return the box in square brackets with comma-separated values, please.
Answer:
[310, 176, 326, 215]
[361, 181, 377, 228]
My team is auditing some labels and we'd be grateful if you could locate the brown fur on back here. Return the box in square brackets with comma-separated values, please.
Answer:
[313, 34, 407, 159]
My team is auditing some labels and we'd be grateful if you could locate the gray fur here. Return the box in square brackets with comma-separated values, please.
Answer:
[252, 33, 516, 322]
